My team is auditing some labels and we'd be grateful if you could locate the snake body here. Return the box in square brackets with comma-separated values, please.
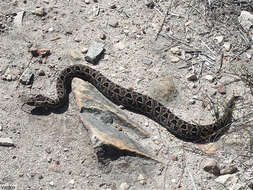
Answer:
[24, 64, 239, 143]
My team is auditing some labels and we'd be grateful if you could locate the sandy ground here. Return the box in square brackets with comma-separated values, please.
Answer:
[1, 0, 253, 190]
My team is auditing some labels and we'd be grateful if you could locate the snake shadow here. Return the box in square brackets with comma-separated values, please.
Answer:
[28, 95, 70, 115]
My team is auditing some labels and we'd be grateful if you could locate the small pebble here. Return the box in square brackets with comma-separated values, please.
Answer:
[189, 99, 195, 104]
[47, 157, 52, 163]
[137, 174, 147, 185]
[187, 74, 198, 81]
[218, 86, 226, 94]
[169, 55, 180, 63]
[81, 47, 88, 54]
[48, 27, 54, 32]
[45, 147, 52, 154]
[3, 74, 13, 81]
[84, 0, 90, 4]
[0, 137, 15, 147]
[205, 75, 214, 82]
[171, 155, 178, 161]
[99, 33, 106, 40]
[38, 70, 45, 76]
[223, 42, 231, 51]
[220, 167, 238, 175]
[143, 60, 152, 65]
[119, 182, 130, 190]
[38, 175, 43, 180]
[170, 47, 181, 55]
[145, 0, 155, 8]
[203, 158, 220, 176]
[190, 83, 197, 88]
[49, 181, 54, 187]
[69, 179, 75, 184]
[215, 36, 224, 44]
[0, 125, 3, 131]
[110, 4, 117, 9]
[33, 7, 47, 17]
[108, 19, 119, 27]
[69, 49, 83, 61]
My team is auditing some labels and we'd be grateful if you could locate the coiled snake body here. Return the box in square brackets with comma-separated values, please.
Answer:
[24, 64, 240, 143]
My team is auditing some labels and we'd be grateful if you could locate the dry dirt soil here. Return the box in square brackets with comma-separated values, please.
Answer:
[0, 0, 253, 190]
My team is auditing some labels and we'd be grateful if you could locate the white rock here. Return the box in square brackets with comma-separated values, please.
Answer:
[189, 99, 195, 104]
[205, 75, 214, 82]
[223, 42, 231, 51]
[169, 55, 180, 63]
[119, 182, 130, 190]
[170, 47, 180, 54]
[48, 27, 54, 32]
[69, 179, 75, 184]
[49, 181, 54, 186]
[215, 36, 224, 44]
[215, 174, 234, 184]
[138, 174, 147, 185]
[114, 41, 126, 50]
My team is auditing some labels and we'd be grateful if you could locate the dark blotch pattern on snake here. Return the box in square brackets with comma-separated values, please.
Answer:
[24, 64, 240, 144]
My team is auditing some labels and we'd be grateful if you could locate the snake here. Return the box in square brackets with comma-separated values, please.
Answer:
[23, 64, 240, 144]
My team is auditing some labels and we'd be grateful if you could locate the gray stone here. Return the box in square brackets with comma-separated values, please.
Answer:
[0, 137, 15, 147]
[20, 68, 34, 85]
[85, 42, 105, 64]
[238, 11, 253, 32]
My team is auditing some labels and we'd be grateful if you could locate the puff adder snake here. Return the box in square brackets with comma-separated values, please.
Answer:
[23, 64, 240, 144]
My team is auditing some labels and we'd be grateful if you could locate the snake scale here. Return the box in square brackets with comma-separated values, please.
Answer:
[24, 64, 240, 143]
